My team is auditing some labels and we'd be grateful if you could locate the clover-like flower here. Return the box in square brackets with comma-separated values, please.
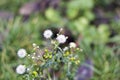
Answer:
[17, 49, 27, 58]
[69, 42, 76, 48]
[56, 34, 67, 43]
[16, 65, 26, 74]
[43, 29, 53, 39]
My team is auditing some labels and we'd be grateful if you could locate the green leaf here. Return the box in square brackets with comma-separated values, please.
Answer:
[45, 8, 61, 22]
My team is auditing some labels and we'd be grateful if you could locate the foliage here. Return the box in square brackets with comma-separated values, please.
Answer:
[0, 0, 120, 80]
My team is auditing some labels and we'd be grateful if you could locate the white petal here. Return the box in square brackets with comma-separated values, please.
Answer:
[16, 65, 26, 74]
[69, 42, 76, 48]
[56, 35, 67, 43]
[43, 29, 53, 39]
[17, 49, 27, 58]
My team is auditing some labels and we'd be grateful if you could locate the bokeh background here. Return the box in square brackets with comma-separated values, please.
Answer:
[0, 0, 120, 80]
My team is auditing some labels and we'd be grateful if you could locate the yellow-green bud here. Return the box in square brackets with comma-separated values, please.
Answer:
[75, 60, 80, 65]
[32, 71, 38, 77]
[69, 57, 75, 61]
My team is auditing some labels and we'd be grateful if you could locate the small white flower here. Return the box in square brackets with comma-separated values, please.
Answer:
[69, 42, 76, 48]
[28, 54, 30, 57]
[32, 43, 37, 47]
[17, 49, 27, 58]
[32, 56, 35, 59]
[36, 46, 39, 48]
[26, 68, 30, 72]
[16, 65, 26, 74]
[56, 34, 67, 43]
[63, 47, 69, 51]
[43, 29, 53, 39]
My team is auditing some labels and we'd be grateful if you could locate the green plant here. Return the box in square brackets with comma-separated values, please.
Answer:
[16, 29, 82, 80]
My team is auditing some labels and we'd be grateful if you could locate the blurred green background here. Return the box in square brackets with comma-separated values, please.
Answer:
[0, 0, 120, 80]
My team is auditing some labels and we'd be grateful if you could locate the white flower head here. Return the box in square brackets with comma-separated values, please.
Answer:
[32, 43, 37, 47]
[17, 49, 27, 58]
[16, 65, 26, 74]
[43, 29, 53, 39]
[63, 47, 69, 51]
[56, 34, 67, 44]
[69, 42, 76, 48]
